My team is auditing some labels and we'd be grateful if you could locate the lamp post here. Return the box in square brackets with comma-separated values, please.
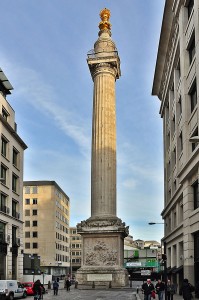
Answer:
[148, 222, 167, 300]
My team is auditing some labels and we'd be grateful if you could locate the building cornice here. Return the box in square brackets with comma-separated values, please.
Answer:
[0, 115, 27, 150]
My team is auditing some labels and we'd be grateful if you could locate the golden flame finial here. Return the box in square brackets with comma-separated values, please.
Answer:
[99, 8, 111, 31]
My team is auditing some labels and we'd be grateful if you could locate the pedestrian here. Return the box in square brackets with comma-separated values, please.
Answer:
[155, 279, 165, 300]
[142, 279, 155, 300]
[180, 278, 195, 300]
[53, 280, 59, 296]
[167, 280, 175, 300]
[33, 280, 42, 300]
[65, 278, 71, 291]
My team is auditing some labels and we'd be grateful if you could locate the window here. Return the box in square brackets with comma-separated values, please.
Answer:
[191, 128, 198, 152]
[12, 226, 17, 245]
[12, 200, 18, 218]
[12, 173, 18, 193]
[188, 35, 195, 64]
[179, 132, 183, 153]
[190, 82, 197, 113]
[33, 221, 37, 227]
[188, 0, 194, 19]
[2, 107, 9, 121]
[0, 222, 6, 242]
[25, 232, 30, 238]
[172, 148, 176, 166]
[12, 148, 19, 167]
[25, 243, 30, 249]
[33, 243, 38, 249]
[1, 164, 7, 185]
[25, 221, 30, 227]
[25, 199, 30, 205]
[193, 180, 199, 210]
[32, 210, 37, 216]
[32, 186, 38, 194]
[24, 186, 30, 194]
[32, 198, 37, 205]
[25, 210, 30, 216]
[32, 232, 38, 238]
[0, 193, 7, 213]
[1, 136, 8, 157]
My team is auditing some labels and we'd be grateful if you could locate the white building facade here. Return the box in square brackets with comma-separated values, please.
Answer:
[0, 68, 27, 280]
[152, 0, 199, 288]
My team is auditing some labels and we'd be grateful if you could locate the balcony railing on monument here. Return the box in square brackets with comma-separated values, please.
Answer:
[87, 49, 118, 59]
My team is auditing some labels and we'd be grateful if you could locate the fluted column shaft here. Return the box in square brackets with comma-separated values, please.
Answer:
[91, 63, 117, 218]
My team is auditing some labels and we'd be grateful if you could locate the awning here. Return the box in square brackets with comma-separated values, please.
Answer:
[172, 265, 183, 274]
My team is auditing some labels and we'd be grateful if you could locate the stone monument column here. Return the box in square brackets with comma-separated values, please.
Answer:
[76, 8, 129, 287]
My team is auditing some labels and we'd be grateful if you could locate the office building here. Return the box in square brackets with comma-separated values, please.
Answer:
[0, 68, 27, 280]
[152, 0, 199, 287]
[23, 181, 70, 277]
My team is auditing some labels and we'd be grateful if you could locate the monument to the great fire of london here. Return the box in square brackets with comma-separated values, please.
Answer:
[76, 8, 129, 287]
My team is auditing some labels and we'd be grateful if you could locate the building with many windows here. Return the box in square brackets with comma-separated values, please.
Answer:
[0, 68, 27, 280]
[23, 181, 70, 277]
[69, 227, 81, 274]
[152, 0, 199, 288]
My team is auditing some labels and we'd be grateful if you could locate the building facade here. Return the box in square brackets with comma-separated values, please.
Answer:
[69, 227, 81, 274]
[152, 0, 199, 288]
[0, 68, 27, 280]
[23, 181, 70, 277]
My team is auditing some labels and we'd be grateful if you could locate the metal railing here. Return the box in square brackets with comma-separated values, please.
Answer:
[87, 49, 118, 59]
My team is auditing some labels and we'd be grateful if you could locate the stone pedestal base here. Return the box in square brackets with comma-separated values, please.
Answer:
[76, 217, 129, 287]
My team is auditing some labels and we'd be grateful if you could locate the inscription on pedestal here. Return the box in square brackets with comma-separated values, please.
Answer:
[87, 273, 112, 281]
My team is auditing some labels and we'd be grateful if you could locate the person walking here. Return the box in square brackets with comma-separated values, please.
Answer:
[180, 278, 195, 300]
[53, 280, 59, 296]
[167, 280, 175, 300]
[33, 280, 42, 300]
[142, 279, 155, 300]
[65, 278, 71, 291]
[155, 279, 165, 300]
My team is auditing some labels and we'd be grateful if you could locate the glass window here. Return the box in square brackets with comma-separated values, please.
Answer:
[2, 107, 9, 121]
[0, 222, 6, 242]
[24, 186, 30, 194]
[188, 35, 195, 65]
[12, 148, 19, 167]
[191, 128, 198, 152]
[12, 173, 18, 193]
[190, 82, 197, 113]
[33, 243, 38, 249]
[25, 221, 30, 227]
[12, 200, 18, 218]
[32, 198, 37, 205]
[32, 186, 38, 194]
[25, 210, 30, 216]
[25, 199, 30, 205]
[0, 193, 6, 213]
[1, 136, 8, 157]
[32, 210, 37, 216]
[32, 232, 38, 238]
[188, 0, 194, 19]
[1, 164, 7, 185]
[193, 180, 199, 210]
[33, 221, 37, 227]
[25, 243, 30, 249]
[25, 232, 30, 238]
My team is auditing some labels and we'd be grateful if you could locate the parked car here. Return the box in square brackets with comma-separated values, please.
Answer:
[22, 283, 45, 296]
[0, 280, 27, 300]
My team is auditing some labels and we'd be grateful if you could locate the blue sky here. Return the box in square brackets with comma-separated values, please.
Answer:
[1, 1, 165, 242]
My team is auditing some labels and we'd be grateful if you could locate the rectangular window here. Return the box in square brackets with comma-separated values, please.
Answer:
[25, 243, 30, 249]
[12, 200, 18, 218]
[33, 243, 38, 249]
[32, 232, 38, 238]
[1, 136, 8, 157]
[24, 186, 30, 194]
[25, 199, 30, 205]
[188, 35, 195, 64]
[0, 193, 7, 213]
[190, 82, 197, 113]
[191, 128, 198, 152]
[32, 186, 38, 194]
[188, 0, 194, 19]
[33, 221, 37, 227]
[32, 198, 37, 205]
[0, 222, 6, 242]
[25, 210, 30, 216]
[32, 210, 37, 216]
[1, 164, 7, 185]
[193, 180, 199, 210]
[12, 226, 17, 245]
[12, 173, 18, 193]
[12, 148, 19, 167]
[25, 221, 30, 227]
[179, 132, 183, 153]
[25, 232, 30, 238]
[2, 107, 9, 121]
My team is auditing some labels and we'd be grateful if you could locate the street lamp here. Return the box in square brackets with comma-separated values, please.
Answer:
[148, 222, 167, 300]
